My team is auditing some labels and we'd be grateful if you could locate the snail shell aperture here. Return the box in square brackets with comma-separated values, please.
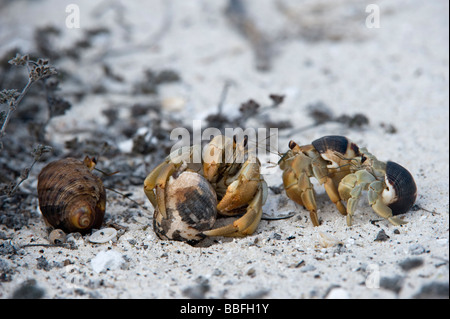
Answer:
[153, 171, 217, 244]
[37, 157, 106, 234]
[383, 161, 417, 215]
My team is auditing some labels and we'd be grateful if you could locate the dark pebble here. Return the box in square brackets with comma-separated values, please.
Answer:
[10, 279, 45, 299]
[413, 282, 449, 299]
[399, 258, 424, 271]
[380, 276, 404, 294]
[374, 229, 390, 242]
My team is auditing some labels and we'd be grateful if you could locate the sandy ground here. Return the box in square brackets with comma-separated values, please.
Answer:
[0, 0, 448, 299]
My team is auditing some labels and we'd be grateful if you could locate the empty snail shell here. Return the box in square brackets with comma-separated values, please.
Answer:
[153, 171, 217, 244]
[37, 157, 106, 234]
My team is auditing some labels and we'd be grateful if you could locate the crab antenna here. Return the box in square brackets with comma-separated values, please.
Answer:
[94, 167, 120, 177]
[265, 160, 280, 169]
[246, 133, 283, 158]
[335, 151, 366, 164]
[105, 187, 143, 208]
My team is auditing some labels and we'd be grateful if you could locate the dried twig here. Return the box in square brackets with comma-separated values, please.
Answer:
[0, 54, 57, 148]
[19, 243, 76, 250]
[0, 144, 52, 197]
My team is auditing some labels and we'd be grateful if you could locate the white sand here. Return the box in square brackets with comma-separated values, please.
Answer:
[0, 0, 448, 299]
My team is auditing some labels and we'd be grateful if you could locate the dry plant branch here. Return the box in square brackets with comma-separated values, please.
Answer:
[0, 53, 57, 150]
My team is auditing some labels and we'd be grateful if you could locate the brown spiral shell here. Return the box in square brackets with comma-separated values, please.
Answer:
[37, 157, 106, 234]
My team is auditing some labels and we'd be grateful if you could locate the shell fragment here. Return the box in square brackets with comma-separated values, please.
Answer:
[89, 228, 118, 244]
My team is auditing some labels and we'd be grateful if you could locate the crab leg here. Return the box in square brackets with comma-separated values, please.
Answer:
[282, 153, 319, 226]
[203, 135, 228, 182]
[311, 157, 348, 217]
[143, 161, 168, 207]
[282, 168, 304, 206]
[323, 178, 347, 216]
[203, 180, 267, 237]
[143, 162, 177, 219]
[338, 170, 375, 225]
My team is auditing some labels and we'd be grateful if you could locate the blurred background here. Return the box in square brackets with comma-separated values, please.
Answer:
[0, 0, 448, 231]
[0, 0, 449, 300]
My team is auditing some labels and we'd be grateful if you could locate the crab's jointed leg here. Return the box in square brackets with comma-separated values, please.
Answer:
[281, 152, 319, 226]
[143, 161, 178, 219]
[338, 170, 375, 225]
[203, 135, 243, 182]
[144, 161, 166, 206]
[311, 156, 348, 217]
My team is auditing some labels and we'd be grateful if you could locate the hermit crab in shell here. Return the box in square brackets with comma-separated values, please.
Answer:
[278, 135, 417, 226]
[143, 135, 268, 244]
[338, 146, 417, 226]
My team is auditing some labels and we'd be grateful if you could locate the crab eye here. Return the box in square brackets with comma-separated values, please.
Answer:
[288, 140, 297, 149]
[233, 135, 248, 147]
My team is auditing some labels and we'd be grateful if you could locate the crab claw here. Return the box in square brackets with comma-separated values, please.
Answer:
[203, 157, 267, 237]
[203, 180, 267, 237]
[216, 159, 261, 213]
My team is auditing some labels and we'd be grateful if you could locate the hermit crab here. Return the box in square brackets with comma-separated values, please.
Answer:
[279, 135, 417, 226]
[37, 157, 106, 234]
[144, 135, 268, 244]
[338, 147, 417, 226]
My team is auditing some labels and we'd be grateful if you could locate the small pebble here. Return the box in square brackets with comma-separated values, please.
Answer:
[399, 258, 424, 271]
[162, 97, 185, 111]
[11, 279, 45, 299]
[91, 250, 124, 273]
[246, 267, 256, 277]
[326, 287, 350, 299]
[317, 231, 341, 248]
[301, 265, 316, 273]
[374, 229, 390, 242]
[182, 276, 210, 299]
[272, 233, 282, 240]
[409, 244, 426, 255]
[380, 276, 404, 294]
[49, 229, 66, 244]
[89, 228, 118, 244]
[413, 282, 449, 299]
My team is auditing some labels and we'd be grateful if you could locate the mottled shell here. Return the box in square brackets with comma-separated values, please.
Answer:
[382, 161, 417, 215]
[37, 157, 106, 234]
[153, 171, 217, 244]
[312, 135, 361, 168]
